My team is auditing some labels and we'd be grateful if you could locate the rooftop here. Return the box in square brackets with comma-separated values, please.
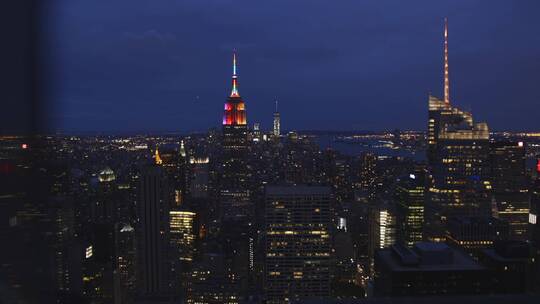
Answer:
[265, 185, 331, 196]
[376, 242, 485, 272]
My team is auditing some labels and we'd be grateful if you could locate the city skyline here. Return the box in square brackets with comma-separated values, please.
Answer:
[3, 2, 540, 303]
[41, 0, 540, 134]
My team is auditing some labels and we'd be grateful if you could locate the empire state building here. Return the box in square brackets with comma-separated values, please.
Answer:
[220, 51, 251, 218]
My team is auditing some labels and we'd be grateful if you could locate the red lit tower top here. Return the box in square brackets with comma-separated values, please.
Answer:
[223, 51, 247, 126]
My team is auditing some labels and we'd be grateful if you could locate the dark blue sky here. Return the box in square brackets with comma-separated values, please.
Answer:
[45, 0, 540, 133]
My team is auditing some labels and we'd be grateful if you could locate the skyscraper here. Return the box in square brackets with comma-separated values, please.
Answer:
[273, 99, 280, 137]
[136, 165, 170, 296]
[490, 141, 529, 240]
[395, 171, 425, 247]
[169, 210, 196, 262]
[222, 51, 248, 177]
[355, 152, 377, 202]
[367, 204, 398, 276]
[531, 158, 540, 245]
[114, 223, 136, 302]
[155, 143, 188, 205]
[264, 186, 332, 303]
[189, 155, 210, 199]
[221, 51, 251, 219]
[531, 158, 540, 292]
[426, 19, 491, 241]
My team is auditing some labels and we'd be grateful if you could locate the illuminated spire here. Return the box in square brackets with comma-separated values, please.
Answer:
[179, 140, 186, 158]
[275, 99, 278, 113]
[443, 17, 450, 105]
[155, 145, 163, 165]
[230, 50, 240, 97]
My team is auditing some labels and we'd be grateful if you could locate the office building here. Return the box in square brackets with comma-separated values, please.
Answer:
[395, 171, 425, 247]
[530, 158, 540, 292]
[136, 165, 170, 296]
[446, 216, 509, 255]
[479, 240, 534, 293]
[490, 141, 529, 240]
[186, 252, 240, 304]
[252, 122, 261, 142]
[426, 19, 491, 241]
[222, 51, 248, 188]
[355, 152, 377, 202]
[189, 155, 210, 199]
[221, 51, 252, 219]
[374, 242, 489, 296]
[169, 210, 196, 262]
[265, 185, 332, 303]
[114, 223, 137, 303]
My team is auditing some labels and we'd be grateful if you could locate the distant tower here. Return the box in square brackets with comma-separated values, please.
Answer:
[222, 51, 247, 127]
[252, 122, 262, 142]
[222, 51, 247, 189]
[273, 99, 280, 137]
[222, 50, 248, 186]
[443, 17, 450, 105]
[154, 145, 163, 165]
[179, 140, 186, 158]
[221, 50, 251, 218]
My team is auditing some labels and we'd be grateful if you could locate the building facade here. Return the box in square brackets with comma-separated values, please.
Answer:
[136, 165, 170, 296]
[490, 141, 529, 240]
[264, 185, 332, 303]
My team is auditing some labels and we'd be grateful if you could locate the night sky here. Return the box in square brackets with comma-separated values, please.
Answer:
[45, 0, 540, 133]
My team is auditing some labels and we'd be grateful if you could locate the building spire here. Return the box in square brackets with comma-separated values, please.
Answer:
[230, 50, 240, 97]
[179, 140, 186, 158]
[275, 99, 278, 112]
[154, 145, 163, 165]
[444, 17, 450, 105]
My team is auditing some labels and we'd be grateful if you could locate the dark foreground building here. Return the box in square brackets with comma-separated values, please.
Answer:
[478, 241, 534, 294]
[137, 165, 171, 297]
[374, 242, 489, 296]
